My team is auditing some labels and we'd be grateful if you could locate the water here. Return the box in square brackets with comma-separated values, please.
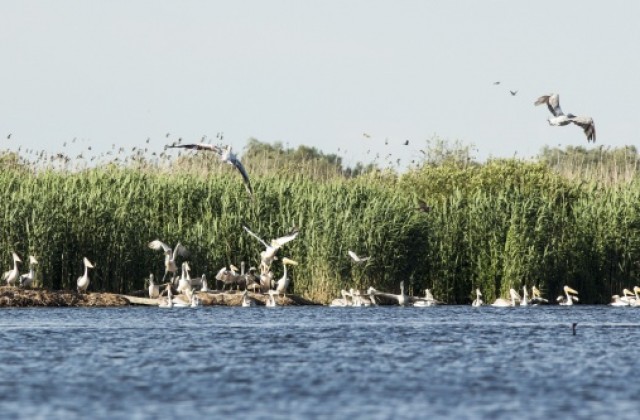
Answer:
[1, 305, 639, 419]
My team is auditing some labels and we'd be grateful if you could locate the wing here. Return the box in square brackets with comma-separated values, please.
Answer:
[230, 157, 253, 196]
[272, 228, 299, 247]
[173, 242, 189, 259]
[534, 93, 564, 117]
[570, 117, 596, 143]
[148, 240, 171, 253]
[165, 143, 221, 153]
[348, 250, 359, 262]
[242, 225, 270, 248]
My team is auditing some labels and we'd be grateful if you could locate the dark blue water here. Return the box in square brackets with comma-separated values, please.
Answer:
[1, 305, 639, 419]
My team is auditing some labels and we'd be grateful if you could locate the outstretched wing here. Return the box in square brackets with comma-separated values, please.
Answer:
[570, 117, 596, 143]
[272, 228, 299, 247]
[173, 242, 189, 259]
[166, 143, 221, 153]
[229, 156, 253, 196]
[148, 240, 171, 253]
[242, 225, 270, 248]
[534, 93, 564, 117]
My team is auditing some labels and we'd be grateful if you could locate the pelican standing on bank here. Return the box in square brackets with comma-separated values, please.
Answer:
[534, 93, 596, 142]
[148, 273, 159, 298]
[148, 240, 189, 283]
[77, 257, 94, 293]
[275, 258, 298, 297]
[243, 224, 299, 272]
[472, 288, 483, 307]
[3, 252, 22, 287]
[557, 285, 579, 306]
[19, 256, 38, 288]
[166, 143, 253, 196]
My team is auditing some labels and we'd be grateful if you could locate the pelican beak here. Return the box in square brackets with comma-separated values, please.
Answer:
[282, 258, 298, 266]
[565, 286, 578, 295]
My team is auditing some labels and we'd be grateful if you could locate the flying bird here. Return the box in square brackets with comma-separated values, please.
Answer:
[166, 143, 253, 196]
[493, 81, 501, 85]
[510, 90, 518, 96]
[348, 251, 371, 263]
[403, 140, 409, 146]
[6, 134, 11, 140]
[243, 224, 299, 272]
[534, 93, 596, 143]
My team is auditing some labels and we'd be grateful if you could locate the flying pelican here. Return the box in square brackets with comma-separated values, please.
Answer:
[472, 288, 483, 307]
[491, 289, 520, 307]
[274, 258, 298, 297]
[77, 257, 94, 293]
[557, 285, 579, 306]
[148, 240, 189, 282]
[348, 250, 371, 263]
[148, 273, 159, 298]
[242, 224, 299, 271]
[166, 143, 253, 196]
[3, 252, 22, 287]
[19, 256, 38, 288]
[534, 93, 596, 142]
[368, 281, 414, 306]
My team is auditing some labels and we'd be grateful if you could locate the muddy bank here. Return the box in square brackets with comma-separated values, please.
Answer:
[0, 287, 319, 307]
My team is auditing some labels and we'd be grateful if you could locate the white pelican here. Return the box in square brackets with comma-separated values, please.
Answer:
[166, 143, 253, 196]
[630, 286, 640, 307]
[158, 285, 173, 308]
[19, 256, 38, 288]
[275, 258, 298, 297]
[348, 251, 371, 263]
[77, 257, 94, 293]
[200, 274, 209, 292]
[521, 286, 530, 306]
[177, 262, 192, 294]
[148, 273, 159, 298]
[266, 290, 278, 307]
[242, 224, 299, 272]
[472, 288, 483, 307]
[531, 285, 549, 304]
[329, 289, 353, 307]
[557, 285, 579, 306]
[610, 295, 629, 307]
[621, 288, 636, 305]
[610, 289, 635, 306]
[215, 264, 240, 290]
[244, 267, 261, 292]
[241, 290, 256, 307]
[491, 288, 520, 307]
[148, 240, 188, 282]
[3, 252, 22, 287]
[259, 270, 274, 293]
[413, 289, 441, 307]
[534, 93, 596, 142]
[368, 281, 414, 306]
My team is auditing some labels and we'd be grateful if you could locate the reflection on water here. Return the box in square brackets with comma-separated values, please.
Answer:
[0, 306, 639, 419]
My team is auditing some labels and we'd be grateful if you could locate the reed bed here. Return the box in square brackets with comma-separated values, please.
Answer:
[2, 144, 640, 304]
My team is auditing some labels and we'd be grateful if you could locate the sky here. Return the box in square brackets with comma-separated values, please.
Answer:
[1, 1, 639, 170]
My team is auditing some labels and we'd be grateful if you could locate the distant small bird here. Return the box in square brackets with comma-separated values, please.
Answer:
[535, 93, 596, 143]
[363, 132, 371, 138]
[493, 81, 501, 85]
[348, 251, 371, 263]
[403, 140, 409, 145]
[510, 90, 518, 96]
[415, 199, 431, 213]
[165, 132, 170, 138]
[6, 133, 11, 139]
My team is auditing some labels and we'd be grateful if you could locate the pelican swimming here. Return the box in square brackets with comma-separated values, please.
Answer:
[348, 250, 371, 263]
[275, 258, 298, 297]
[330, 289, 353, 307]
[630, 286, 640, 307]
[472, 288, 483, 307]
[368, 281, 414, 306]
[534, 93, 596, 142]
[521, 286, 530, 306]
[19, 256, 38, 288]
[557, 285, 579, 306]
[610, 288, 635, 306]
[148, 240, 189, 282]
[491, 288, 520, 307]
[3, 252, 22, 287]
[158, 285, 173, 308]
[241, 290, 256, 307]
[166, 143, 253, 196]
[266, 290, 278, 307]
[610, 294, 629, 307]
[148, 273, 159, 298]
[413, 289, 440, 307]
[76, 257, 94, 293]
[531, 285, 549, 304]
[242, 224, 299, 272]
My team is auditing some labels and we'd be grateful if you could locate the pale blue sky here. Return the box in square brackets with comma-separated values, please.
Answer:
[1, 1, 638, 169]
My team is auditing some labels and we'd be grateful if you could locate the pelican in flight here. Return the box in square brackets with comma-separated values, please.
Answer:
[557, 285, 579, 306]
[348, 250, 371, 263]
[275, 258, 298, 297]
[534, 93, 596, 142]
[148, 274, 160, 298]
[491, 288, 520, 307]
[19, 256, 38, 288]
[148, 240, 188, 283]
[77, 257, 94, 293]
[472, 288, 483, 307]
[166, 143, 253, 196]
[242, 224, 299, 272]
[3, 252, 22, 287]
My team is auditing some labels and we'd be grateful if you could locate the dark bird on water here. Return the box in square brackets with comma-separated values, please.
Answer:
[166, 143, 253, 196]
[572, 322, 578, 335]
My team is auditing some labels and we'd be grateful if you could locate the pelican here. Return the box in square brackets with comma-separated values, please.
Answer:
[3, 252, 22, 287]
[557, 285, 579, 306]
[241, 290, 256, 307]
[368, 281, 414, 306]
[166, 143, 253, 196]
[414, 289, 440, 307]
[242, 224, 299, 272]
[275, 258, 298, 297]
[491, 288, 520, 307]
[266, 290, 278, 307]
[200, 274, 209, 292]
[621, 288, 636, 305]
[215, 264, 240, 290]
[534, 93, 596, 142]
[244, 267, 261, 292]
[610, 295, 629, 307]
[630, 286, 640, 307]
[158, 285, 173, 308]
[148, 273, 159, 298]
[472, 288, 483, 307]
[148, 240, 188, 282]
[330, 289, 353, 307]
[348, 250, 371, 263]
[19, 256, 38, 288]
[177, 262, 192, 294]
[521, 286, 530, 306]
[259, 270, 274, 293]
[531, 285, 549, 304]
[77, 257, 94, 293]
